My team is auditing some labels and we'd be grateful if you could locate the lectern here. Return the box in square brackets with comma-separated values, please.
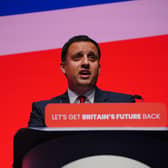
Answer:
[14, 103, 168, 168]
[14, 127, 168, 168]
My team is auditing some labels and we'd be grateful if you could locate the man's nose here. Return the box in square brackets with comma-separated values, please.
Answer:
[82, 55, 89, 64]
[81, 55, 89, 68]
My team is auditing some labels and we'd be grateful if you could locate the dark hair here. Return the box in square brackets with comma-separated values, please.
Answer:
[61, 35, 101, 62]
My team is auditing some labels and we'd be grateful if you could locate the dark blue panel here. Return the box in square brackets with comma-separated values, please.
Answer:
[0, 0, 132, 16]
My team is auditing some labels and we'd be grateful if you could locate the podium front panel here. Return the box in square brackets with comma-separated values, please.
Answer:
[14, 128, 168, 168]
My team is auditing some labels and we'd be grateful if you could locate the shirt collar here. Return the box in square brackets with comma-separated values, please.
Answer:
[68, 88, 95, 103]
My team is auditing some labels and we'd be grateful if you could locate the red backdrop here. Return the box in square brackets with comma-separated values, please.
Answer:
[0, 34, 168, 167]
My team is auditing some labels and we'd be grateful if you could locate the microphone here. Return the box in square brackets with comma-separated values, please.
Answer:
[132, 94, 144, 102]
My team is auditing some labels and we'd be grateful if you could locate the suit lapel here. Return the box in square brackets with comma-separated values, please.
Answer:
[59, 91, 70, 103]
[94, 87, 106, 103]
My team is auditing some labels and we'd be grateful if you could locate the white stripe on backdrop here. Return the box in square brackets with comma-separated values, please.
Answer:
[0, 0, 168, 56]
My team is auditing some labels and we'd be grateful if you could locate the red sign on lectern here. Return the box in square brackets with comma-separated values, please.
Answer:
[45, 103, 167, 127]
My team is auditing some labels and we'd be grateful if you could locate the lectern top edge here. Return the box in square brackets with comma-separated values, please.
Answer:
[30, 127, 168, 132]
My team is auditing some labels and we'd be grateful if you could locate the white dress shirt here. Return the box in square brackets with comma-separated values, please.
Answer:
[67, 88, 95, 103]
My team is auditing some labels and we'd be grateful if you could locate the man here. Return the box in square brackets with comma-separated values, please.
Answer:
[28, 35, 135, 127]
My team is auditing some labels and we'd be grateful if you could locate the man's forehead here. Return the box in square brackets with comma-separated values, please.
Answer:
[67, 41, 98, 53]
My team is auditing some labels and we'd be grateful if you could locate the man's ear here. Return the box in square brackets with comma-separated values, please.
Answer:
[60, 62, 66, 74]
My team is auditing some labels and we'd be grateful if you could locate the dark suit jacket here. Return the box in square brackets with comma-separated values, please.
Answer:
[28, 87, 135, 127]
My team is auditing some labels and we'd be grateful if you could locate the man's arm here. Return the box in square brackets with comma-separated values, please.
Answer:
[28, 102, 46, 127]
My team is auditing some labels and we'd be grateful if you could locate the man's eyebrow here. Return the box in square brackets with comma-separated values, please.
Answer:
[72, 50, 98, 56]
[71, 51, 83, 58]
[88, 51, 97, 55]
[73, 51, 83, 55]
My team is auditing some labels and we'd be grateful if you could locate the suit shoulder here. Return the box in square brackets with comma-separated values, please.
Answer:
[33, 94, 66, 107]
[96, 88, 135, 103]
[103, 90, 131, 97]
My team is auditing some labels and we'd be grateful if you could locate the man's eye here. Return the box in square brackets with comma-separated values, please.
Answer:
[88, 55, 97, 61]
[72, 54, 82, 60]
[88, 52, 98, 61]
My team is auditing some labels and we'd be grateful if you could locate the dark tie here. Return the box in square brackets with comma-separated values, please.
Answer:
[78, 96, 86, 103]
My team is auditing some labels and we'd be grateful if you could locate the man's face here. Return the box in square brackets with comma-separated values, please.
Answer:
[60, 41, 100, 91]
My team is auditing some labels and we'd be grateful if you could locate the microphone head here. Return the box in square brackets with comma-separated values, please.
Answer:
[132, 94, 144, 102]
[133, 95, 143, 99]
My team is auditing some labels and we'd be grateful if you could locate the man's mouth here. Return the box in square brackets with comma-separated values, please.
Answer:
[79, 70, 91, 79]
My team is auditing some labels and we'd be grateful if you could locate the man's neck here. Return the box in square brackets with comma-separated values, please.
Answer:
[69, 86, 95, 95]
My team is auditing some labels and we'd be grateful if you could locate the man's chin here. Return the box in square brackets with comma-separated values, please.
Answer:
[77, 80, 96, 88]
[78, 82, 91, 87]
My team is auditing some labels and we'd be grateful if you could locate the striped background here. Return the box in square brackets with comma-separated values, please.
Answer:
[0, 0, 168, 167]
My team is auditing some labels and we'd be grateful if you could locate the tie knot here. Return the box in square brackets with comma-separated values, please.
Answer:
[78, 96, 86, 103]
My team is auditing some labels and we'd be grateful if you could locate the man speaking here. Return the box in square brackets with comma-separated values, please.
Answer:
[28, 35, 135, 127]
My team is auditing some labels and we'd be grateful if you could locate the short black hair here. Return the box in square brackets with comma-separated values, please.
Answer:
[61, 35, 101, 62]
